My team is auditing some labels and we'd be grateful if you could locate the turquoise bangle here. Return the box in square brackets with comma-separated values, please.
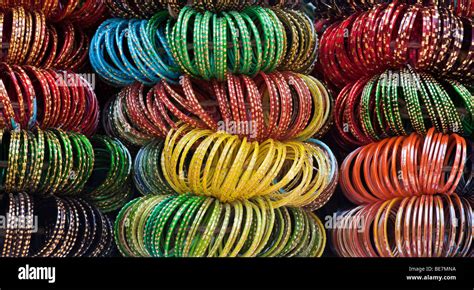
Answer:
[90, 17, 181, 87]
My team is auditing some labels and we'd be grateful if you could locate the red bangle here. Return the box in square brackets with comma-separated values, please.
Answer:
[106, 72, 332, 144]
[0, 63, 98, 134]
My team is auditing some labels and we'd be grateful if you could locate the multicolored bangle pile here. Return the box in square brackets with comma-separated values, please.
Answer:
[167, 7, 317, 80]
[0, 0, 107, 26]
[84, 135, 133, 213]
[1, 192, 113, 257]
[340, 128, 467, 204]
[89, 14, 181, 86]
[319, 3, 473, 88]
[0, 64, 99, 134]
[331, 194, 473, 257]
[0, 7, 89, 70]
[105, 0, 303, 18]
[92, 0, 338, 259]
[334, 67, 474, 146]
[114, 194, 326, 257]
[133, 124, 338, 209]
[103, 72, 333, 145]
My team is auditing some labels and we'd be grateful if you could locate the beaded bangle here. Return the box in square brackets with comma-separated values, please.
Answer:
[114, 194, 326, 257]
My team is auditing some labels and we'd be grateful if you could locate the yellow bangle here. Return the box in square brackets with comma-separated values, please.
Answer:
[219, 199, 243, 257]
[201, 133, 238, 198]
[207, 202, 231, 257]
[240, 200, 265, 257]
[188, 132, 221, 195]
[220, 138, 253, 201]
[159, 125, 337, 208]
[251, 140, 286, 196]
[308, 212, 326, 257]
[209, 135, 240, 199]
[240, 139, 279, 198]
[228, 199, 253, 257]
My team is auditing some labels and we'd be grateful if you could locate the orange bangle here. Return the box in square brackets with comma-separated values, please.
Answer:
[341, 128, 468, 204]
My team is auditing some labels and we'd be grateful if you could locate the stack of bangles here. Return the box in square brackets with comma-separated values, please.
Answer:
[340, 128, 468, 205]
[1, 193, 114, 257]
[103, 72, 333, 145]
[167, 7, 318, 80]
[134, 124, 338, 209]
[311, 0, 473, 18]
[0, 0, 107, 26]
[0, 129, 94, 196]
[84, 135, 133, 213]
[331, 194, 473, 257]
[89, 13, 181, 86]
[105, 0, 303, 18]
[114, 194, 326, 257]
[0, 7, 89, 70]
[334, 67, 473, 146]
[0, 129, 136, 205]
[319, 3, 473, 88]
[0, 64, 99, 135]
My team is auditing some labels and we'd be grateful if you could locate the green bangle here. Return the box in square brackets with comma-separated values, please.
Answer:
[115, 194, 327, 257]
[167, 7, 288, 80]
[85, 135, 133, 213]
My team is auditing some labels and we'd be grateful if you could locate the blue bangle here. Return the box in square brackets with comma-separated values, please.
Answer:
[90, 20, 133, 86]
[89, 15, 182, 87]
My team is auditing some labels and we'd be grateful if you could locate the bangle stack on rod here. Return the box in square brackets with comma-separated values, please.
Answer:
[0, 4, 134, 257]
[318, 1, 474, 257]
